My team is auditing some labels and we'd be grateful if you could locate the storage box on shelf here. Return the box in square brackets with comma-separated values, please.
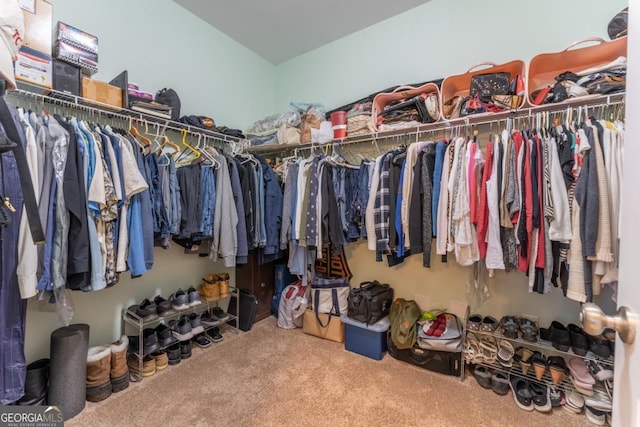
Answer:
[527, 36, 627, 106]
[440, 60, 526, 120]
[370, 82, 441, 132]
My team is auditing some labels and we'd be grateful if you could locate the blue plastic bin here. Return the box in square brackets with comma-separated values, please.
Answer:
[340, 314, 390, 360]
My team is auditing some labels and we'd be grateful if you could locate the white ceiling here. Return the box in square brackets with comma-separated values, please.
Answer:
[173, 0, 431, 64]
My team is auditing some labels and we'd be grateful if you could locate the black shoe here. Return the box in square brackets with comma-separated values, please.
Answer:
[567, 323, 589, 356]
[169, 289, 190, 311]
[201, 311, 219, 326]
[167, 343, 181, 365]
[155, 323, 177, 347]
[529, 382, 551, 412]
[211, 307, 231, 322]
[180, 341, 192, 359]
[587, 333, 611, 358]
[192, 333, 212, 349]
[509, 375, 534, 411]
[154, 295, 176, 318]
[142, 328, 160, 355]
[16, 359, 49, 405]
[206, 327, 224, 343]
[491, 371, 509, 395]
[547, 321, 571, 352]
[470, 364, 492, 389]
[136, 299, 159, 322]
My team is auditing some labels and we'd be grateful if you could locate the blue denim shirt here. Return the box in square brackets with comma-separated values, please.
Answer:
[129, 137, 154, 270]
[256, 155, 283, 256]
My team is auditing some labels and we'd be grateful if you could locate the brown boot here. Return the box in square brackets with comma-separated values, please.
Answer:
[127, 354, 156, 378]
[86, 346, 112, 402]
[199, 274, 220, 302]
[110, 335, 129, 393]
[218, 273, 230, 299]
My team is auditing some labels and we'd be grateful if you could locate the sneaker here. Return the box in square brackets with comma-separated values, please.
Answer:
[166, 343, 181, 366]
[142, 328, 160, 355]
[136, 299, 158, 322]
[155, 323, 177, 347]
[188, 313, 204, 335]
[206, 327, 224, 343]
[169, 289, 190, 311]
[180, 340, 192, 359]
[192, 333, 212, 349]
[187, 286, 202, 307]
[491, 371, 509, 395]
[211, 306, 231, 322]
[509, 375, 534, 411]
[169, 318, 193, 341]
[585, 405, 607, 426]
[154, 295, 176, 318]
[201, 311, 219, 326]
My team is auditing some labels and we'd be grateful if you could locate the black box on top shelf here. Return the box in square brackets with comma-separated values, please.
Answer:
[52, 59, 81, 96]
[54, 41, 98, 75]
[56, 21, 98, 55]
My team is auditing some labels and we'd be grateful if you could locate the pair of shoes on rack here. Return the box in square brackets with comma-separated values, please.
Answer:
[169, 287, 202, 311]
[169, 313, 205, 341]
[567, 356, 596, 395]
[540, 321, 593, 355]
[127, 353, 156, 378]
[201, 307, 231, 326]
[199, 273, 231, 302]
[528, 352, 569, 384]
[508, 374, 551, 413]
[464, 333, 497, 364]
[467, 314, 498, 333]
[470, 364, 509, 395]
[498, 316, 539, 342]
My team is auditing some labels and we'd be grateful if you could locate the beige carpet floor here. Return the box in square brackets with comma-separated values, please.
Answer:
[67, 317, 591, 427]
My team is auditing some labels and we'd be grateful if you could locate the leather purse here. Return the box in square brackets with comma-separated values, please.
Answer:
[470, 72, 511, 102]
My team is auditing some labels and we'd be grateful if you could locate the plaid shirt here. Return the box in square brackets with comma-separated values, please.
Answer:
[374, 150, 402, 253]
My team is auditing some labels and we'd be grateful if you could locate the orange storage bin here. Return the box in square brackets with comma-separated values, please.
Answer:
[440, 60, 526, 120]
[527, 36, 627, 105]
[370, 82, 440, 132]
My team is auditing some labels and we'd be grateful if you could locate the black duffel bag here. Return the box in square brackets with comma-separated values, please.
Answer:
[347, 281, 394, 325]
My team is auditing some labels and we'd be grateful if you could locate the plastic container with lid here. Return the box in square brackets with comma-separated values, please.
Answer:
[340, 314, 390, 360]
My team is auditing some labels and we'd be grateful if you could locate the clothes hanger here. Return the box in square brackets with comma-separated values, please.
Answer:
[175, 129, 201, 165]
[129, 118, 152, 148]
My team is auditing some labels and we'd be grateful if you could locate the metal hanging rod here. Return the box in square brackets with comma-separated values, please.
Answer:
[5, 88, 248, 147]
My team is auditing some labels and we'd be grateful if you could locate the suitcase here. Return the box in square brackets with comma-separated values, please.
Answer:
[387, 332, 461, 377]
[227, 289, 258, 331]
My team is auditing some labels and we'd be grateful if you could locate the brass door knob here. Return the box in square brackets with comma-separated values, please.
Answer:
[580, 303, 637, 344]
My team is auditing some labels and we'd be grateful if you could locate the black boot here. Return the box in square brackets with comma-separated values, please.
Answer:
[17, 358, 49, 405]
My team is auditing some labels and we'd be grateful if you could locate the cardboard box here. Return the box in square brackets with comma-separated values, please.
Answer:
[81, 77, 122, 109]
[21, 0, 53, 55]
[15, 46, 52, 89]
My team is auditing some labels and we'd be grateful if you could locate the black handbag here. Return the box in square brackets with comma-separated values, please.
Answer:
[347, 281, 394, 325]
[470, 72, 511, 102]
